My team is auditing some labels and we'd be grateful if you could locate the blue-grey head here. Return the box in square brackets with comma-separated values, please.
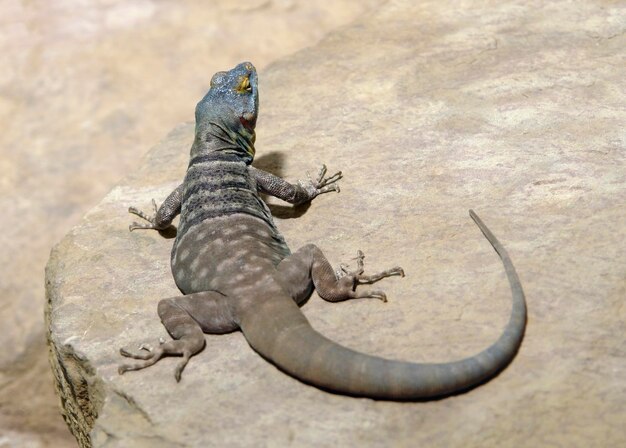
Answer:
[192, 62, 259, 164]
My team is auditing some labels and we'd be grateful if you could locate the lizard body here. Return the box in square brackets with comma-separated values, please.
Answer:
[119, 62, 527, 400]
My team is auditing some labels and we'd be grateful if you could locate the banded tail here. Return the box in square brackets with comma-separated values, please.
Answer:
[239, 210, 526, 400]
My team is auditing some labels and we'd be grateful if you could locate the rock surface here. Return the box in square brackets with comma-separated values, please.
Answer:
[0, 1, 377, 446]
[47, 0, 625, 446]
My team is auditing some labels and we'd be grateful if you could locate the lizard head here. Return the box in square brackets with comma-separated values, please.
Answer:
[193, 62, 259, 163]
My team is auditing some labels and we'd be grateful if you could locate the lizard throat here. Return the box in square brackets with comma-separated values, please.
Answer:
[193, 119, 256, 163]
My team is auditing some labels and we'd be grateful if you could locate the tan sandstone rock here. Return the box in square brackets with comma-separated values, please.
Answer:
[46, 0, 625, 446]
[1, 1, 377, 446]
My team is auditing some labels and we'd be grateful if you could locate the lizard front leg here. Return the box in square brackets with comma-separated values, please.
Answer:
[128, 183, 184, 231]
[250, 164, 341, 205]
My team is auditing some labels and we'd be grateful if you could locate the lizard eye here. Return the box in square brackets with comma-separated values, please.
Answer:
[237, 76, 252, 93]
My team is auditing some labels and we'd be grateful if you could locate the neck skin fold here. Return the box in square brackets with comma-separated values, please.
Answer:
[191, 117, 255, 164]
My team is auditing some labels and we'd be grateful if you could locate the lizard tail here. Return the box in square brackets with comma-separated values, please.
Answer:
[239, 210, 526, 400]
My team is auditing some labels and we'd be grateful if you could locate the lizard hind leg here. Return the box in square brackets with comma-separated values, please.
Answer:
[118, 290, 236, 381]
[334, 250, 405, 302]
[280, 244, 404, 304]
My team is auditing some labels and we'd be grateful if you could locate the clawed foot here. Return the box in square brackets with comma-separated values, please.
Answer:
[118, 337, 195, 382]
[299, 164, 342, 200]
[337, 250, 404, 302]
[128, 199, 160, 231]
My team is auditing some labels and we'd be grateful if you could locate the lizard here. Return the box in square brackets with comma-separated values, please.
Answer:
[118, 61, 527, 400]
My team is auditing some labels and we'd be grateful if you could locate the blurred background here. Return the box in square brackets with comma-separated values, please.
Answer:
[0, 1, 380, 445]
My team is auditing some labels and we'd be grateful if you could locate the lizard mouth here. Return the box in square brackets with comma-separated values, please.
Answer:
[240, 113, 256, 131]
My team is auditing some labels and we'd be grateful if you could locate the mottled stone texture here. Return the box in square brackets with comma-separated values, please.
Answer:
[47, 0, 624, 446]
[1, 1, 377, 446]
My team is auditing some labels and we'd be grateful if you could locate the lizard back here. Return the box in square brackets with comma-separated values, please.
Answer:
[172, 152, 290, 294]
[176, 152, 276, 240]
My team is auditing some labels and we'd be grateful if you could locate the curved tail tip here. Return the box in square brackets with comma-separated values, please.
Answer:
[468, 210, 497, 245]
